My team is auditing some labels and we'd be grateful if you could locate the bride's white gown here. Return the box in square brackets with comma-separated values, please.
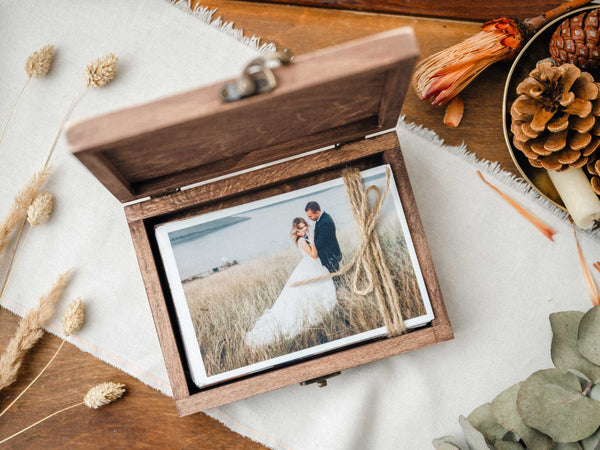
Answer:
[245, 241, 337, 348]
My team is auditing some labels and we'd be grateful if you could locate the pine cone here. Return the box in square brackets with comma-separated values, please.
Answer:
[587, 154, 600, 194]
[510, 61, 600, 171]
[549, 9, 600, 71]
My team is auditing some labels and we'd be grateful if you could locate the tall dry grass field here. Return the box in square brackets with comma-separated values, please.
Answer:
[182, 219, 426, 377]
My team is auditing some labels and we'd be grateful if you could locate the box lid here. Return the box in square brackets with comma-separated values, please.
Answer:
[66, 27, 419, 203]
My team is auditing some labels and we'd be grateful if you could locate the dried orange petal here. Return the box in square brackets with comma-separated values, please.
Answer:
[443, 96, 464, 127]
[478, 170, 555, 241]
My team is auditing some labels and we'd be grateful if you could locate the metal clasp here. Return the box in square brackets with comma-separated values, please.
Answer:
[299, 371, 341, 388]
[220, 49, 294, 103]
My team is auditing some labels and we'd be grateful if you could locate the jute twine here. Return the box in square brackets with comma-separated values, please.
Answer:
[291, 168, 407, 336]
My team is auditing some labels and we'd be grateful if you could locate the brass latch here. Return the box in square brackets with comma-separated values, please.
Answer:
[220, 48, 294, 103]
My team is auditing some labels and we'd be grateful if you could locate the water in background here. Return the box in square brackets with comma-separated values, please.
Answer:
[170, 171, 398, 280]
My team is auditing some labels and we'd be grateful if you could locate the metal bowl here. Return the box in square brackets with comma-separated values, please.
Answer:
[503, 4, 600, 212]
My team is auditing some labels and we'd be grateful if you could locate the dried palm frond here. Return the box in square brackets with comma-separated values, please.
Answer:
[412, 0, 594, 106]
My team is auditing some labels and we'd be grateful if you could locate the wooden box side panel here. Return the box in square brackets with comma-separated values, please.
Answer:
[383, 150, 451, 337]
[176, 325, 451, 415]
[127, 220, 190, 399]
[125, 132, 452, 413]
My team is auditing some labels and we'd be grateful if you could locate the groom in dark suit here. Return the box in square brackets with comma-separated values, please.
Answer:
[305, 201, 342, 275]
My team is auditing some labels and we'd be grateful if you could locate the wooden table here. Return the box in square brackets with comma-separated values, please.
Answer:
[0, 1, 552, 447]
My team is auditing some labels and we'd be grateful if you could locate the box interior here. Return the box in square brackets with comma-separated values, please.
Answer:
[141, 147, 437, 397]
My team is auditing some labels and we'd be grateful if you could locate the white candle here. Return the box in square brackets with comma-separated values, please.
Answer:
[547, 167, 600, 229]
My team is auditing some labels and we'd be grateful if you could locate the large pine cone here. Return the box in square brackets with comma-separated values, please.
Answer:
[549, 8, 600, 71]
[587, 155, 600, 194]
[510, 61, 600, 171]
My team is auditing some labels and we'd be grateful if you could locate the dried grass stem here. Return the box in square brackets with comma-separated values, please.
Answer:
[42, 86, 85, 170]
[0, 78, 31, 148]
[0, 381, 125, 444]
[0, 341, 65, 419]
[0, 402, 84, 445]
[0, 297, 84, 417]
[0, 219, 29, 301]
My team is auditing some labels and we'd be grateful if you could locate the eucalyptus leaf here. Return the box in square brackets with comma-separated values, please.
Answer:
[433, 435, 462, 449]
[435, 443, 461, 450]
[517, 369, 600, 443]
[590, 384, 600, 402]
[580, 426, 600, 450]
[578, 306, 600, 366]
[459, 415, 490, 450]
[467, 403, 507, 445]
[501, 431, 520, 443]
[494, 442, 524, 450]
[567, 369, 593, 391]
[490, 382, 552, 449]
[550, 312, 600, 383]
[549, 443, 582, 449]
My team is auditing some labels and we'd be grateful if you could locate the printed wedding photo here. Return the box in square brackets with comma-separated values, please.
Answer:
[155, 165, 434, 387]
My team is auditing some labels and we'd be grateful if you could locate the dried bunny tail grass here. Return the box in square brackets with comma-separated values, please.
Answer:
[62, 297, 84, 336]
[0, 189, 53, 301]
[0, 270, 71, 391]
[0, 381, 125, 444]
[1, 45, 54, 147]
[1, 382, 122, 444]
[85, 53, 118, 88]
[0, 296, 83, 418]
[83, 382, 126, 409]
[14, 167, 52, 214]
[0, 166, 51, 260]
[27, 192, 54, 227]
[24, 44, 55, 78]
[0, 169, 52, 297]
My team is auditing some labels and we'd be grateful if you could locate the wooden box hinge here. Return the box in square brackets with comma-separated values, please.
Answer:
[335, 136, 366, 150]
[150, 187, 181, 199]
[299, 371, 341, 388]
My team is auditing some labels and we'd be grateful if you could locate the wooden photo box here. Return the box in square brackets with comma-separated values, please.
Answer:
[66, 28, 453, 416]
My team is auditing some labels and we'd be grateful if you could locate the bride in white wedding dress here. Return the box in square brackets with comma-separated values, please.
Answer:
[245, 217, 338, 348]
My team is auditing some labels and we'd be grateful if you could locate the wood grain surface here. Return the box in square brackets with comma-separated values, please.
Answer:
[244, 0, 565, 21]
[0, 1, 542, 447]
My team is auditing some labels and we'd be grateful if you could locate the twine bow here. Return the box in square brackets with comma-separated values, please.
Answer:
[291, 168, 407, 336]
